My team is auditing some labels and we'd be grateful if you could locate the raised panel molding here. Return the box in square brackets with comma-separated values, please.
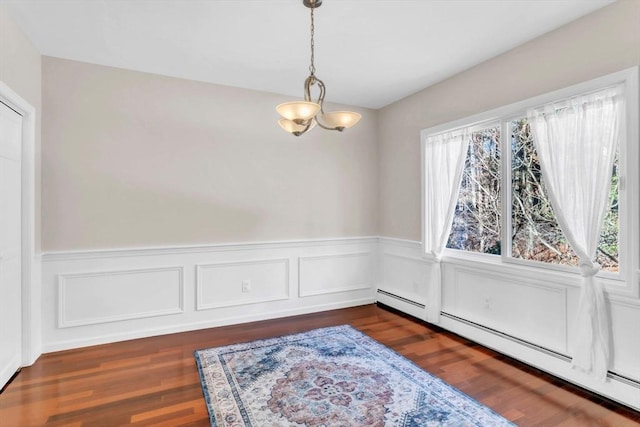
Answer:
[379, 252, 431, 305]
[58, 267, 184, 328]
[380, 237, 640, 410]
[608, 298, 640, 379]
[450, 266, 567, 354]
[196, 258, 290, 310]
[299, 252, 373, 297]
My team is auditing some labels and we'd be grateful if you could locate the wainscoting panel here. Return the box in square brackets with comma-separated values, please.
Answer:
[375, 238, 432, 319]
[298, 252, 373, 297]
[609, 297, 640, 380]
[448, 266, 567, 354]
[58, 267, 184, 328]
[377, 237, 640, 411]
[197, 259, 289, 310]
[375, 239, 433, 321]
[41, 237, 377, 353]
[380, 252, 431, 305]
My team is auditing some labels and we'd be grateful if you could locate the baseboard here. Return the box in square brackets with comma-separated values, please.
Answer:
[42, 297, 374, 353]
[438, 312, 640, 412]
[0, 354, 21, 393]
[375, 289, 425, 320]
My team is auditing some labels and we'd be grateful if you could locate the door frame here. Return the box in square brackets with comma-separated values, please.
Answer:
[0, 80, 40, 366]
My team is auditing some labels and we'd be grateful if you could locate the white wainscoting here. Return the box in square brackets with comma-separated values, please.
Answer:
[376, 240, 433, 319]
[38, 236, 640, 410]
[449, 266, 568, 354]
[41, 237, 377, 353]
[609, 297, 640, 380]
[299, 252, 373, 297]
[58, 267, 184, 328]
[377, 237, 640, 411]
[380, 252, 430, 306]
[197, 258, 289, 310]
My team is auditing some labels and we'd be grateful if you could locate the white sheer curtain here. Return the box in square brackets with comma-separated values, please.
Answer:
[423, 130, 469, 323]
[527, 86, 623, 380]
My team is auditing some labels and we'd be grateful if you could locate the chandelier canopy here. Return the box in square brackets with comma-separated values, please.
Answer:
[276, 0, 361, 136]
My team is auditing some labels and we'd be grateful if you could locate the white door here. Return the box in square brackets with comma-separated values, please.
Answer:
[0, 101, 23, 390]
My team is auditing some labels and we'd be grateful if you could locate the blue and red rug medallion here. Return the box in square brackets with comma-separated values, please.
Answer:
[195, 325, 515, 426]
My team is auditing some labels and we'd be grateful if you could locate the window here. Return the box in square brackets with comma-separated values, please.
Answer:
[446, 114, 619, 272]
[509, 117, 619, 272]
[423, 71, 635, 276]
[447, 126, 501, 255]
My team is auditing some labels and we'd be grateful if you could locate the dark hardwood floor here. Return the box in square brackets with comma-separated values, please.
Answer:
[0, 304, 638, 426]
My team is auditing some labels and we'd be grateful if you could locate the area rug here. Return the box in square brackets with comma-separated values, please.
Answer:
[194, 325, 515, 426]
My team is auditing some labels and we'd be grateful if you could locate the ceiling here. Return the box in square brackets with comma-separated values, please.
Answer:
[3, 0, 615, 109]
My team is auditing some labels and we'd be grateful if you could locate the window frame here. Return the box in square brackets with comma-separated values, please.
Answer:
[420, 67, 639, 295]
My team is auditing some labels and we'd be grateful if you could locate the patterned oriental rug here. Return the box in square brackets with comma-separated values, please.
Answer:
[194, 325, 516, 426]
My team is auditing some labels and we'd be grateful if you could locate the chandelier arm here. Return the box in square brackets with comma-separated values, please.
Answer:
[293, 120, 315, 136]
[315, 77, 326, 112]
[304, 75, 327, 109]
[304, 75, 315, 102]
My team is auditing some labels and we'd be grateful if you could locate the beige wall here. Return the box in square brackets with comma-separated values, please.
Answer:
[0, 5, 42, 250]
[16, 0, 640, 249]
[378, 0, 640, 241]
[42, 57, 378, 251]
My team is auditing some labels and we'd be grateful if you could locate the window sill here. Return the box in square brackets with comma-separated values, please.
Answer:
[441, 249, 631, 295]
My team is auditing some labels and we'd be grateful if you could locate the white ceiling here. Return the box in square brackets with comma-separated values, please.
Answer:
[3, 0, 615, 109]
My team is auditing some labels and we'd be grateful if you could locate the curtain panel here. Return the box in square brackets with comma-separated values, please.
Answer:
[423, 130, 469, 323]
[527, 85, 623, 380]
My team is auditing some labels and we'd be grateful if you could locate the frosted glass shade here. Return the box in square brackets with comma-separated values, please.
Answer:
[276, 101, 321, 122]
[278, 118, 316, 135]
[321, 111, 362, 129]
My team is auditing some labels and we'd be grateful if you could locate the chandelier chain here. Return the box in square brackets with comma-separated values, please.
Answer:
[309, 6, 316, 76]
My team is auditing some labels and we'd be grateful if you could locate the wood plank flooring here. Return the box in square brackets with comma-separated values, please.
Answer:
[1, 304, 639, 426]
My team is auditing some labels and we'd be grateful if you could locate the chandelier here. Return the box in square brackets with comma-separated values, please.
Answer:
[276, 0, 361, 136]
